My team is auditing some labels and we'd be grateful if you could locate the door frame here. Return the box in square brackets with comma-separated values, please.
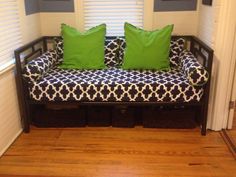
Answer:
[227, 25, 236, 129]
[209, 0, 236, 130]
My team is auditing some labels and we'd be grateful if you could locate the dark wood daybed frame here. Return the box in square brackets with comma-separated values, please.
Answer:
[14, 35, 213, 135]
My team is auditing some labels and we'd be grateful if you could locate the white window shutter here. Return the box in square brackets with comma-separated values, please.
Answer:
[0, 0, 22, 70]
[83, 0, 144, 36]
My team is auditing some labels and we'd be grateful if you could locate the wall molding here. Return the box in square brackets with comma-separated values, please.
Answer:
[0, 64, 15, 76]
[0, 130, 22, 157]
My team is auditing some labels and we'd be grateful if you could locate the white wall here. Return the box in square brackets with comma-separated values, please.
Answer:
[40, 13, 76, 36]
[0, 1, 42, 156]
[18, 0, 41, 43]
[198, 0, 221, 48]
[153, 11, 199, 35]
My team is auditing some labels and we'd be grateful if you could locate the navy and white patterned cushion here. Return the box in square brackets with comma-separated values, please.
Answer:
[23, 50, 57, 83]
[169, 38, 185, 68]
[28, 66, 204, 102]
[54, 37, 63, 64]
[118, 37, 126, 66]
[180, 50, 209, 86]
[104, 38, 120, 67]
[118, 38, 185, 68]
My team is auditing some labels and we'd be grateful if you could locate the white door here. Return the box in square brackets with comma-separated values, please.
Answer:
[227, 26, 236, 129]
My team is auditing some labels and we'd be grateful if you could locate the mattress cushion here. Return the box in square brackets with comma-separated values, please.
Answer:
[28, 67, 204, 102]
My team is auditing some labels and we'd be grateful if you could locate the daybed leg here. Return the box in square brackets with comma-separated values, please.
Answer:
[201, 123, 207, 136]
[200, 104, 208, 136]
[23, 122, 30, 133]
[15, 79, 30, 133]
[23, 103, 31, 133]
[14, 68, 31, 133]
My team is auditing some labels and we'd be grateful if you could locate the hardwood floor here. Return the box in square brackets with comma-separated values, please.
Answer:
[227, 110, 236, 148]
[231, 110, 236, 142]
[233, 110, 236, 129]
[0, 127, 235, 177]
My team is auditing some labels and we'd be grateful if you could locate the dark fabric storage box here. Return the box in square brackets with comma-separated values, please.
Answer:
[112, 106, 135, 128]
[87, 106, 111, 127]
[32, 106, 86, 127]
[142, 106, 197, 129]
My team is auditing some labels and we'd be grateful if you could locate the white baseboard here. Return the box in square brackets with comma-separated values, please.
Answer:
[0, 129, 23, 157]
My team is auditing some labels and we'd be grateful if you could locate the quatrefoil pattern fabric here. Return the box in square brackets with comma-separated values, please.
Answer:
[54, 37, 64, 64]
[23, 50, 57, 83]
[180, 50, 209, 86]
[169, 38, 185, 68]
[27, 64, 204, 102]
[104, 38, 120, 67]
[118, 37, 126, 66]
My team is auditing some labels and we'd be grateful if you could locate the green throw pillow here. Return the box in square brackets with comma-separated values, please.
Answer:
[60, 24, 107, 69]
[122, 23, 174, 70]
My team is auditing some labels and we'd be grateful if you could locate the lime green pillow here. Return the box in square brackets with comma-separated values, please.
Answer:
[122, 23, 174, 70]
[60, 24, 106, 69]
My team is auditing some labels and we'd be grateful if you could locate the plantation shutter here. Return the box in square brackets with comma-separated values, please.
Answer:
[0, 0, 22, 70]
[83, 0, 144, 36]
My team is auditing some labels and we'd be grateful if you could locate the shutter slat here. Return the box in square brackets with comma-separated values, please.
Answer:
[0, 0, 22, 68]
[84, 0, 144, 36]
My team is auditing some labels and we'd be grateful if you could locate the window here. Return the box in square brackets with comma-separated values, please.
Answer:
[0, 0, 22, 71]
[83, 0, 144, 36]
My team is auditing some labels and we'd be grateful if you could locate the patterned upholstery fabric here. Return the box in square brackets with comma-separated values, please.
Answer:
[23, 50, 57, 83]
[169, 38, 185, 68]
[104, 38, 120, 67]
[180, 50, 209, 86]
[117, 38, 185, 68]
[118, 37, 126, 66]
[28, 65, 203, 102]
[54, 37, 63, 64]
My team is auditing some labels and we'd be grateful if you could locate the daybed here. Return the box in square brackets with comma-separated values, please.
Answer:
[15, 36, 213, 135]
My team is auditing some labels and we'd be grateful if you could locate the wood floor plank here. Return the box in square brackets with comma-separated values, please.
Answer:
[0, 127, 235, 177]
[225, 109, 236, 153]
[228, 110, 236, 143]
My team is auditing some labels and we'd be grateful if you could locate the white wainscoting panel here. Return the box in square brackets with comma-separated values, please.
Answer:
[0, 70, 22, 156]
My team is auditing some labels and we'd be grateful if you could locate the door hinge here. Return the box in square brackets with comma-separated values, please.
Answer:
[229, 101, 235, 109]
